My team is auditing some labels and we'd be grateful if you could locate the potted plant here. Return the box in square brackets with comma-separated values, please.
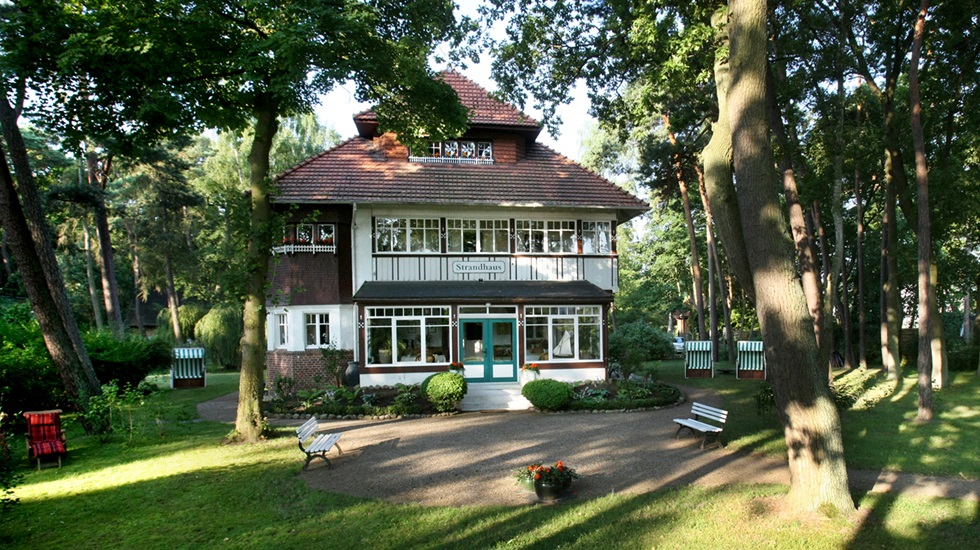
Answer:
[514, 463, 542, 493]
[521, 460, 579, 500]
[519, 362, 540, 385]
[448, 361, 465, 374]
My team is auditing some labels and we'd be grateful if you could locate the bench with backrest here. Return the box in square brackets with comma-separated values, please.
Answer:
[672, 402, 728, 449]
[684, 340, 714, 378]
[24, 409, 67, 470]
[296, 416, 343, 470]
[736, 340, 766, 379]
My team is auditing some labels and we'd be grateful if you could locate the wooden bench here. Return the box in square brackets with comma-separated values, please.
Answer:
[684, 341, 714, 379]
[296, 416, 343, 470]
[736, 340, 766, 380]
[672, 402, 727, 449]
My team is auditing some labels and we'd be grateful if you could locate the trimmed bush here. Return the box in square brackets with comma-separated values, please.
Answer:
[522, 379, 574, 411]
[194, 304, 243, 369]
[421, 372, 467, 412]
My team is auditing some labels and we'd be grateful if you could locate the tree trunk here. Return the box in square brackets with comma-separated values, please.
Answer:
[86, 152, 124, 334]
[831, 52, 847, 369]
[728, 0, 853, 513]
[0, 96, 103, 417]
[812, 202, 835, 379]
[882, 177, 901, 379]
[82, 218, 105, 330]
[695, 165, 729, 362]
[700, 7, 754, 305]
[963, 291, 971, 344]
[856, 167, 868, 369]
[665, 117, 706, 341]
[164, 242, 183, 343]
[236, 95, 280, 442]
[0, 230, 12, 282]
[765, 71, 826, 374]
[910, 0, 933, 421]
[129, 231, 144, 335]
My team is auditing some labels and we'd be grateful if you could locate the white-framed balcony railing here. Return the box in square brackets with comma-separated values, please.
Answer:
[272, 244, 337, 255]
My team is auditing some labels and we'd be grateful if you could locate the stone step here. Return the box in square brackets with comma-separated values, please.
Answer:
[460, 383, 532, 411]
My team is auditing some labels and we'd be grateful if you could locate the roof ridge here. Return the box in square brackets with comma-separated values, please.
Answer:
[274, 136, 363, 181]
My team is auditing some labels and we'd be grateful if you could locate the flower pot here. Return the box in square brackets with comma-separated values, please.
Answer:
[518, 477, 536, 493]
[533, 479, 565, 501]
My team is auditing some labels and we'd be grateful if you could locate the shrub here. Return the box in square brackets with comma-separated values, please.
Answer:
[608, 321, 674, 378]
[421, 372, 467, 412]
[84, 331, 171, 390]
[948, 344, 978, 372]
[0, 408, 22, 518]
[194, 304, 243, 369]
[522, 379, 574, 411]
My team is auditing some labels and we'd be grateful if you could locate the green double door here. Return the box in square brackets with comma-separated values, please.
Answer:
[459, 319, 517, 382]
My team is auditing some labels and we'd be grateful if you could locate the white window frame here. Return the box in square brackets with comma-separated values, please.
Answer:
[275, 313, 289, 349]
[582, 221, 612, 254]
[524, 306, 603, 362]
[365, 306, 451, 365]
[305, 313, 331, 349]
[447, 219, 509, 253]
[375, 217, 440, 254]
[516, 219, 576, 254]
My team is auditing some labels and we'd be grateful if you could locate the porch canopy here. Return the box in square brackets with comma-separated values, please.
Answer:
[353, 280, 614, 305]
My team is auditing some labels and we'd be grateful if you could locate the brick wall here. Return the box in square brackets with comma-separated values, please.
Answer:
[266, 349, 355, 395]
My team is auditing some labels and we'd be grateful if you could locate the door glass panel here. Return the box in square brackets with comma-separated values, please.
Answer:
[491, 322, 513, 362]
[462, 322, 484, 362]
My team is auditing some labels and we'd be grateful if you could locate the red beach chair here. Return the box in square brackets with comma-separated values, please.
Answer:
[24, 409, 67, 470]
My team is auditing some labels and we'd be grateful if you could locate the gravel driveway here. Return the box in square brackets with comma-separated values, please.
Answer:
[197, 385, 979, 506]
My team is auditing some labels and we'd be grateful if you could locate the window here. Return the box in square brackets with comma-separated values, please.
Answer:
[366, 307, 451, 365]
[273, 223, 335, 255]
[582, 221, 611, 254]
[524, 306, 602, 361]
[305, 313, 330, 348]
[376, 218, 440, 253]
[410, 140, 494, 164]
[275, 313, 288, 348]
[447, 219, 509, 253]
[516, 220, 575, 253]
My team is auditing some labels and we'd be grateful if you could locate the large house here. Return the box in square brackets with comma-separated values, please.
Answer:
[266, 72, 647, 408]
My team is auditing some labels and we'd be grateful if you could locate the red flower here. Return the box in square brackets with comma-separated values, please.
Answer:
[534, 473, 541, 480]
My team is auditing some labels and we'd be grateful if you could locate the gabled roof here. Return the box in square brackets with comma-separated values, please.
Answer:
[354, 71, 541, 139]
[274, 137, 648, 222]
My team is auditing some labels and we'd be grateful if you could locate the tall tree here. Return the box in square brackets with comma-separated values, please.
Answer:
[909, 0, 933, 420]
[486, 0, 853, 513]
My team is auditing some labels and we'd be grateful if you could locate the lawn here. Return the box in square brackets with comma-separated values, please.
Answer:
[653, 359, 980, 478]
[2, 369, 977, 549]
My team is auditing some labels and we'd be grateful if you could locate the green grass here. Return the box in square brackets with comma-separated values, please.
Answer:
[654, 359, 980, 478]
[2, 368, 977, 548]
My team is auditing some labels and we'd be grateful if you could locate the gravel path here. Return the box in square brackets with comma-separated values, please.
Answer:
[197, 387, 979, 507]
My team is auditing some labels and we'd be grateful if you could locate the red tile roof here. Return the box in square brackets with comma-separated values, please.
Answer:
[274, 137, 648, 221]
[354, 71, 540, 131]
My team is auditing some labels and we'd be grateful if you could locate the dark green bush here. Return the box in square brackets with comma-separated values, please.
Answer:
[608, 321, 674, 378]
[522, 379, 574, 411]
[84, 331, 172, 389]
[194, 304, 243, 369]
[948, 344, 978, 372]
[421, 372, 467, 412]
